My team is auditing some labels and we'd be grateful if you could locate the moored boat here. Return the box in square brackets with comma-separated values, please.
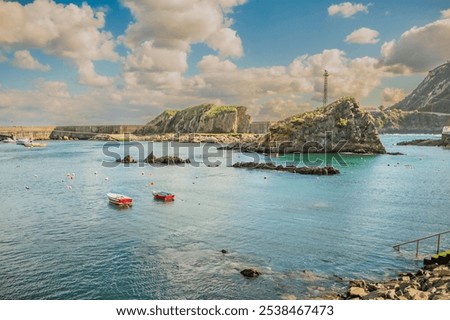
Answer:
[24, 142, 47, 148]
[2, 137, 16, 143]
[107, 192, 133, 207]
[152, 191, 175, 201]
[16, 138, 32, 145]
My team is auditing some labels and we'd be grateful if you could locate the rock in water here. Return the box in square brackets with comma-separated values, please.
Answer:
[144, 152, 157, 163]
[116, 155, 137, 163]
[240, 268, 261, 278]
[253, 97, 385, 154]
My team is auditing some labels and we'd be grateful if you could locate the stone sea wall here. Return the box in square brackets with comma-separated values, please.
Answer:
[0, 126, 55, 140]
[50, 125, 142, 140]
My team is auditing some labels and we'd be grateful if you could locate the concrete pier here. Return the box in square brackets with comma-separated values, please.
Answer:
[0, 125, 142, 140]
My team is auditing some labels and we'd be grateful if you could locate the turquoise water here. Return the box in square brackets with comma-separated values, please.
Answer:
[0, 135, 449, 299]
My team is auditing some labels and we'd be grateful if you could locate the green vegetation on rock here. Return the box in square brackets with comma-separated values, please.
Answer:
[205, 105, 238, 118]
[162, 110, 178, 117]
[336, 118, 349, 127]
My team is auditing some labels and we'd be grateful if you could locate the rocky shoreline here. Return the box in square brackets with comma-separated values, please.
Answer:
[324, 263, 450, 300]
[88, 132, 262, 144]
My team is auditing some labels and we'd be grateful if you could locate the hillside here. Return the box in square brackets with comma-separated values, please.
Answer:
[391, 62, 450, 114]
[136, 104, 251, 134]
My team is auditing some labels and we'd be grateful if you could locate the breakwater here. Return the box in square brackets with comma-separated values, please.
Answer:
[0, 126, 55, 140]
[50, 125, 142, 140]
[0, 125, 142, 140]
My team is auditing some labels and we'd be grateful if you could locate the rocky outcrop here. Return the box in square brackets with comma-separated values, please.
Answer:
[232, 162, 340, 175]
[240, 268, 261, 278]
[338, 264, 450, 300]
[116, 155, 137, 163]
[136, 104, 251, 134]
[391, 62, 450, 114]
[247, 97, 385, 154]
[144, 152, 190, 164]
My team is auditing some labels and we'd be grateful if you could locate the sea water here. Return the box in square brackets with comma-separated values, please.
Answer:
[0, 135, 449, 299]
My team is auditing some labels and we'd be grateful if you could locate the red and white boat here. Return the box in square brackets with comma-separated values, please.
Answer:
[152, 191, 175, 201]
[107, 192, 133, 207]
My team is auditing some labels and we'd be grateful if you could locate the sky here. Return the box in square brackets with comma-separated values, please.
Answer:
[0, 0, 450, 125]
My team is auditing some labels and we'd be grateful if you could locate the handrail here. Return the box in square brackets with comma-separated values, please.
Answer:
[393, 230, 450, 257]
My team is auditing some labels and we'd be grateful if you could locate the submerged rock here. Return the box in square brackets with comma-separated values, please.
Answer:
[240, 268, 261, 278]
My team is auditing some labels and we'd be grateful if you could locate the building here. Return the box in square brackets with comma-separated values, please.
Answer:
[443, 126, 450, 143]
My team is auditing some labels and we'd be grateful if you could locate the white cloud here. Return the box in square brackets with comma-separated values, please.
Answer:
[328, 2, 369, 18]
[345, 27, 380, 44]
[206, 27, 243, 58]
[187, 49, 388, 119]
[441, 8, 450, 18]
[124, 41, 188, 73]
[382, 87, 406, 106]
[257, 98, 313, 120]
[381, 18, 450, 72]
[12, 50, 50, 71]
[289, 49, 386, 102]
[197, 55, 237, 73]
[0, 0, 118, 87]
[121, 0, 245, 57]
[77, 60, 115, 87]
[120, 0, 246, 92]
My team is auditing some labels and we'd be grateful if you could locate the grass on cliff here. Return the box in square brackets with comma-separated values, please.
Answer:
[162, 110, 178, 117]
[205, 105, 238, 118]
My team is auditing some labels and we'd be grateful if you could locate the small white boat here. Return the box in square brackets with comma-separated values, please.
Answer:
[107, 192, 133, 207]
[2, 137, 16, 143]
[24, 142, 47, 148]
[16, 138, 32, 145]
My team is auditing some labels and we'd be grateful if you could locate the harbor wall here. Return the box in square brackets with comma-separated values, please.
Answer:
[0, 126, 55, 140]
[0, 125, 142, 140]
[50, 125, 142, 140]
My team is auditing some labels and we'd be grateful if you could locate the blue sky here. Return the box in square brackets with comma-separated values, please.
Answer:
[1, 0, 450, 125]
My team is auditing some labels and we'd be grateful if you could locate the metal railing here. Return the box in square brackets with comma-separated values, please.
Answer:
[393, 230, 450, 257]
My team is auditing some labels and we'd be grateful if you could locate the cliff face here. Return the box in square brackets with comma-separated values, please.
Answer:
[256, 97, 385, 154]
[391, 62, 450, 114]
[137, 104, 251, 134]
[372, 62, 450, 133]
